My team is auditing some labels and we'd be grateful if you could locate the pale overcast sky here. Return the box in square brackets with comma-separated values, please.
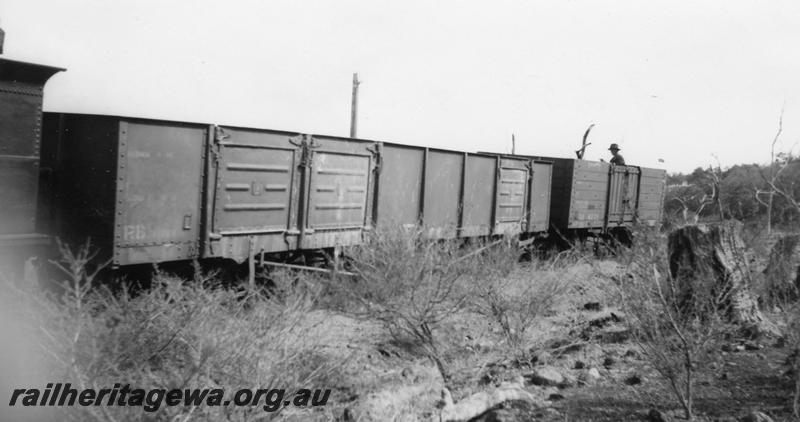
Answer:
[3, 0, 800, 173]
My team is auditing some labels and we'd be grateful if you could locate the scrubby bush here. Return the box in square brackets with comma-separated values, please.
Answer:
[6, 242, 340, 421]
[618, 227, 733, 421]
[469, 240, 576, 361]
[334, 226, 480, 388]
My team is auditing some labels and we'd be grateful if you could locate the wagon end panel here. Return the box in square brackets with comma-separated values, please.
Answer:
[547, 158, 575, 232]
[205, 127, 300, 262]
[607, 165, 641, 227]
[529, 161, 553, 233]
[301, 135, 373, 249]
[567, 160, 609, 230]
[113, 120, 206, 266]
[461, 154, 495, 237]
[625, 167, 641, 224]
[374, 144, 424, 229]
[41, 114, 119, 259]
[637, 167, 667, 226]
[423, 150, 463, 239]
[494, 158, 528, 236]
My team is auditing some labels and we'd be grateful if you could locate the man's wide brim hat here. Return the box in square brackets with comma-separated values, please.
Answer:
[609, 143, 621, 151]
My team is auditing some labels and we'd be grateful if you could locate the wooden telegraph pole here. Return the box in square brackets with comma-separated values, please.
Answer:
[350, 73, 360, 138]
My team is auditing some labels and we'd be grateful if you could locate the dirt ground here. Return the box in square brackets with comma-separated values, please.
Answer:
[292, 260, 798, 422]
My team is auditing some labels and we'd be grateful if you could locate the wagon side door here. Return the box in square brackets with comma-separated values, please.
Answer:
[494, 158, 528, 235]
[204, 126, 300, 262]
[300, 135, 373, 249]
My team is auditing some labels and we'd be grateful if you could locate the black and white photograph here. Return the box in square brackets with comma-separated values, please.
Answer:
[1, 1, 799, 421]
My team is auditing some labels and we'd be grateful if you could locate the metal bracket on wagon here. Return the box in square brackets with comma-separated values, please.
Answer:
[367, 142, 382, 174]
[289, 134, 318, 168]
[214, 126, 230, 143]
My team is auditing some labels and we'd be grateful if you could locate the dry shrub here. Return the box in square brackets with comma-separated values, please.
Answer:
[469, 240, 576, 361]
[6, 242, 340, 422]
[336, 226, 481, 388]
[618, 227, 733, 421]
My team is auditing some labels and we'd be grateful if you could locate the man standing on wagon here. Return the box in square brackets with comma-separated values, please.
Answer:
[608, 143, 625, 165]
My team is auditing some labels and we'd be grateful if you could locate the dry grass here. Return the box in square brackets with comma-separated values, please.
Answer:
[468, 242, 584, 362]
[9, 225, 799, 421]
[4, 242, 343, 422]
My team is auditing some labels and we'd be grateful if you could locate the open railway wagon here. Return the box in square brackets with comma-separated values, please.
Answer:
[534, 156, 666, 243]
[39, 113, 555, 274]
[0, 57, 63, 278]
[373, 143, 552, 240]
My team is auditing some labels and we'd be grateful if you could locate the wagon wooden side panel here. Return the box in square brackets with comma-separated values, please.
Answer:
[460, 154, 496, 237]
[637, 167, 667, 226]
[528, 160, 553, 233]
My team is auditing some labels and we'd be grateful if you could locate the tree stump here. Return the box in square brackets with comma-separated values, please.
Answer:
[762, 234, 800, 304]
[668, 221, 776, 337]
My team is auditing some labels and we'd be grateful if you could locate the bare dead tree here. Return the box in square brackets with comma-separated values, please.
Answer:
[670, 191, 715, 225]
[763, 152, 800, 218]
[708, 155, 726, 221]
[667, 162, 726, 226]
[575, 123, 594, 159]
[755, 107, 785, 234]
[670, 196, 692, 224]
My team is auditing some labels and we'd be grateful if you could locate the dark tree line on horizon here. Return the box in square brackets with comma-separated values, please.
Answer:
[664, 155, 800, 230]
